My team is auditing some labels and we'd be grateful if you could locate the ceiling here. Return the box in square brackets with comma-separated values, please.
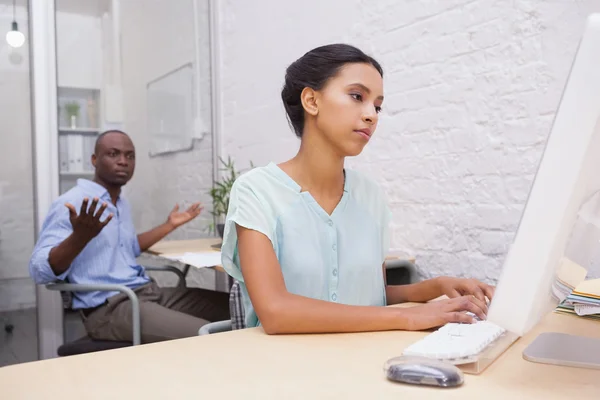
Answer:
[55, 0, 110, 17]
[0, 0, 111, 17]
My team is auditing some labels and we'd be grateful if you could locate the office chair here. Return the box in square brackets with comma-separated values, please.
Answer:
[198, 258, 419, 335]
[3, 317, 14, 333]
[46, 265, 186, 356]
[198, 280, 244, 335]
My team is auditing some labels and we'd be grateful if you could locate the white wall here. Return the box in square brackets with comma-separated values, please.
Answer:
[0, 4, 105, 311]
[56, 12, 103, 89]
[119, 0, 214, 240]
[218, 0, 600, 283]
[0, 0, 217, 310]
[0, 3, 35, 311]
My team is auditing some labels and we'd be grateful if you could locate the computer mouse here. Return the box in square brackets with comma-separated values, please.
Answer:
[383, 356, 464, 388]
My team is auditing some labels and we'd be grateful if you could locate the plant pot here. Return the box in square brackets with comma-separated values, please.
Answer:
[217, 223, 225, 239]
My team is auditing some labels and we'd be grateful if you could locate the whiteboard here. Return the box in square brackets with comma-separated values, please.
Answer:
[146, 63, 197, 155]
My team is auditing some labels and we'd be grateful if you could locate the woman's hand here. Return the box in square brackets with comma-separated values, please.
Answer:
[399, 295, 488, 331]
[436, 277, 495, 303]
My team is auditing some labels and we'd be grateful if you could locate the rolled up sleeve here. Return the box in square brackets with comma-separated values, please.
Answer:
[29, 203, 74, 284]
[132, 235, 141, 258]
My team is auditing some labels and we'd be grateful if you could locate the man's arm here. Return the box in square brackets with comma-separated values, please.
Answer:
[137, 222, 175, 253]
[47, 234, 94, 276]
[30, 206, 74, 284]
[30, 197, 112, 284]
[136, 203, 203, 252]
[48, 198, 113, 275]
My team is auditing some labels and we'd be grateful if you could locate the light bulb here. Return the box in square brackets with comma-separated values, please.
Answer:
[6, 21, 25, 48]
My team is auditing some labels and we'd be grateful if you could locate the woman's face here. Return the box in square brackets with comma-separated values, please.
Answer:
[309, 62, 384, 157]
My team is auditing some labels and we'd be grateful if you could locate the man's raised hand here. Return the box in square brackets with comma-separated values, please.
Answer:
[65, 197, 113, 242]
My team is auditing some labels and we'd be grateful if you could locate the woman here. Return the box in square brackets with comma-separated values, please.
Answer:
[221, 44, 494, 334]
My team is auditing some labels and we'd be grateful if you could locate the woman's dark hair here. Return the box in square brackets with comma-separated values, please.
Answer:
[281, 43, 383, 138]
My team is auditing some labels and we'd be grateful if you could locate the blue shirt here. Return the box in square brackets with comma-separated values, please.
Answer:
[221, 162, 391, 328]
[29, 179, 150, 309]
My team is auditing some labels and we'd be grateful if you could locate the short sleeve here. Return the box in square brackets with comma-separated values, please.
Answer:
[122, 200, 141, 257]
[221, 175, 275, 282]
[132, 234, 142, 257]
[381, 203, 392, 261]
[29, 202, 74, 284]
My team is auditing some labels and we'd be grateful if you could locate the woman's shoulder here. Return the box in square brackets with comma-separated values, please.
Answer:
[232, 164, 278, 191]
[345, 168, 391, 219]
[345, 168, 387, 199]
[231, 162, 298, 205]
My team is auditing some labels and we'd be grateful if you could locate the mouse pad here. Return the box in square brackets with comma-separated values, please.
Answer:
[523, 332, 600, 370]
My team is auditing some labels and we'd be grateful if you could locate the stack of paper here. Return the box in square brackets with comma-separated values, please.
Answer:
[555, 277, 600, 321]
[551, 257, 588, 302]
[561, 279, 600, 318]
[162, 251, 222, 268]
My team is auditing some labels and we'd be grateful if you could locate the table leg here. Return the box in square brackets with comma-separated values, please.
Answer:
[182, 264, 191, 278]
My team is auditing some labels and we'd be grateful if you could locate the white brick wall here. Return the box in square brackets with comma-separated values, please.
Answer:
[119, 0, 216, 289]
[3, 1, 600, 312]
[219, 0, 600, 283]
[120, 0, 214, 239]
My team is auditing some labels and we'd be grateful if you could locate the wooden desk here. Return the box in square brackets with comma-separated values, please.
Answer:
[146, 237, 417, 293]
[1, 311, 598, 399]
[147, 237, 417, 274]
[146, 237, 225, 273]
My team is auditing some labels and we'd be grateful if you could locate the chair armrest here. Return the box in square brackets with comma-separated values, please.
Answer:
[145, 265, 186, 288]
[384, 259, 418, 284]
[46, 283, 141, 346]
[198, 320, 232, 335]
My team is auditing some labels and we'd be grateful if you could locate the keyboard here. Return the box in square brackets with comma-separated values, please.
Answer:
[402, 321, 506, 364]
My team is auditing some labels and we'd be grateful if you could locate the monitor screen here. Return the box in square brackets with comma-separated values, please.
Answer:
[487, 14, 600, 336]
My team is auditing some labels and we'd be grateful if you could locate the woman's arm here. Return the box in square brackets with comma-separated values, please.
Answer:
[384, 263, 444, 304]
[237, 225, 487, 334]
[384, 266, 495, 305]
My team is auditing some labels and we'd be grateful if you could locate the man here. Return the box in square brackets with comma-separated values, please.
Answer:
[29, 130, 230, 343]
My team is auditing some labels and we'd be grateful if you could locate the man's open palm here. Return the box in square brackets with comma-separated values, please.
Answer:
[167, 203, 203, 228]
[65, 197, 113, 241]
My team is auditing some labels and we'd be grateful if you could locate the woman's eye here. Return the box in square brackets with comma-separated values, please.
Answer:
[350, 93, 362, 101]
[375, 106, 382, 113]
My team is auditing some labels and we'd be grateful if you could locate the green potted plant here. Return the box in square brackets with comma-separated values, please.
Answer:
[209, 156, 253, 238]
[64, 101, 80, 128]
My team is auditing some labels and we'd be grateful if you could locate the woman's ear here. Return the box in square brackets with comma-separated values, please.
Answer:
[300, 87, 319, 116]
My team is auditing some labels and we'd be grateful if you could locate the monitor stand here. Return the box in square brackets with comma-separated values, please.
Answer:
[523, 332, 600, 370]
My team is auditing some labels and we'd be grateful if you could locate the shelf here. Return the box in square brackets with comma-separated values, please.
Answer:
[58, 127, 100, 134]
[58, 86, 101, 94]
[60, 171, 94, 177]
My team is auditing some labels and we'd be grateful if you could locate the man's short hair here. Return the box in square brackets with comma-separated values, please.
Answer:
[94, 130, 130, 154]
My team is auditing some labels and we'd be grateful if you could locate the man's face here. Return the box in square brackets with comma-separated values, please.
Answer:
[92, 132, 136, 186]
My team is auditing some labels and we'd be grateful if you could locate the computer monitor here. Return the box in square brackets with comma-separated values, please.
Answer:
[487, 13, 600, 337]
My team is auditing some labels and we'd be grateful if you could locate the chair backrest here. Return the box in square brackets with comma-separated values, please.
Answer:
[229, 280, 246, 330]
[59, 284, 74, 309]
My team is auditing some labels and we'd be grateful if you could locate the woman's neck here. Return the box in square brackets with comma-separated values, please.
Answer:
[280, 128, 345, 196]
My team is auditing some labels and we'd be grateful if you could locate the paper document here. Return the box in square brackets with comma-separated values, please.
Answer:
[575, 303, 600, 316]
[573, 278, 600, 298]
[551, 257, 588, 302]
[163, 251, 222, 268]
[556, 257, 588, 288]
